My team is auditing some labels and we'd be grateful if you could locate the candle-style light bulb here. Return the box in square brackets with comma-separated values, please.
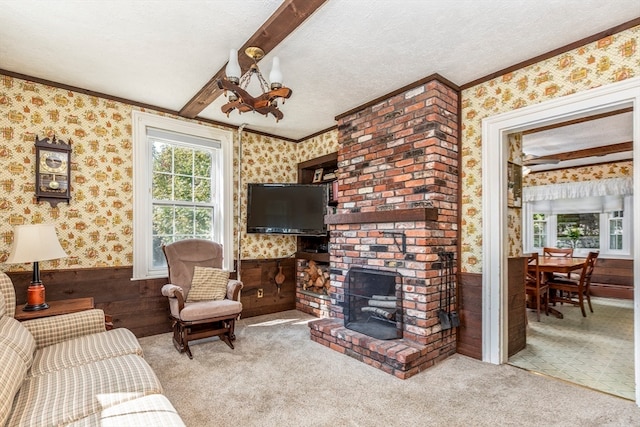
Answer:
[225, 49, 241, 84]
[269, 57, 283, 89]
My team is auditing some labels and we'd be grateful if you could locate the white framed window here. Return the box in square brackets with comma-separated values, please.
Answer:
[609, 210, 624, 250]
[132, 111, 234, 279]
[532, 213, 548, 248]
[524, 195, 633, 257]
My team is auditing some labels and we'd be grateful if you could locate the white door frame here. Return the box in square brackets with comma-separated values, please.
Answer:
[481, 77, 640, 404]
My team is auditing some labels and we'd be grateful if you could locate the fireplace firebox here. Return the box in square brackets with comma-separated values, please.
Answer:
[343, 267, 402, 340]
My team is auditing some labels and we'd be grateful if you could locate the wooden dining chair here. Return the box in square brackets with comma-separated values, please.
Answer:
[543, 247, 574, 279]
[547, 251, 599, 317]
[524, 253, 548, 321]
[543, 247, 574, 257]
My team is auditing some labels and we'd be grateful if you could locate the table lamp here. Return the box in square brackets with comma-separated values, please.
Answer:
[5, 224, 68, 311]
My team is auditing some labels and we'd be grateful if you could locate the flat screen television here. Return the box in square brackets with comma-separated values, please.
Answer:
[246, 183, 328, 236]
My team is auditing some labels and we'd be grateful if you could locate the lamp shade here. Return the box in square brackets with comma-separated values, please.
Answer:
[269, 56, 283, 88]
[5, 224, 68, 264]
[225, 49, 241, 82]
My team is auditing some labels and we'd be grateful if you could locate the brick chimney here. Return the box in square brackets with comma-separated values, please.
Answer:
[309, 76, 460, 379]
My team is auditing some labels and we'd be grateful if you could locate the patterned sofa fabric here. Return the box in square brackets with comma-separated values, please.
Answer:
[21, 309, 108, 350]
[65, 395, 185, 427]
[0, 316, 36, 426]
[0, 339, 30, 427]
[0, 271, 185, 427]
[28, 328, 143, 377]
[7, 354, 163, 426]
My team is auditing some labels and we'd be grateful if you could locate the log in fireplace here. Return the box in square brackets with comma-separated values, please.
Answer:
[343, 267, 402, 340]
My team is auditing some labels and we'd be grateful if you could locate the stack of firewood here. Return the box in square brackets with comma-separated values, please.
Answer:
[302, 260, 330, 294]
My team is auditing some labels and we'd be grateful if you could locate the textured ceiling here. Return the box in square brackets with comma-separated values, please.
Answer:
[523, 112, 634, 172]
[0, 0, 638, 142]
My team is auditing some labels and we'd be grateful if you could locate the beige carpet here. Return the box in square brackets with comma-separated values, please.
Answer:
[139, 310, 640, 427]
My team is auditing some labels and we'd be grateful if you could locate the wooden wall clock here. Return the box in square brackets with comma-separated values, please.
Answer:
[35, 135, 72, 207]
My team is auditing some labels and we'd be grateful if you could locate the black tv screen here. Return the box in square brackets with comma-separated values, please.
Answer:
[246, 183, 328, 236]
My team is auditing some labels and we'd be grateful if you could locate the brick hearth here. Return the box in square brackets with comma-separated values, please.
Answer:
[308, 76, 459, 379]
[309, 318, 452, 379]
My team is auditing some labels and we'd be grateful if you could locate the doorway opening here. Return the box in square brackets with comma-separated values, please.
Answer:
[481, 77, 640, 404]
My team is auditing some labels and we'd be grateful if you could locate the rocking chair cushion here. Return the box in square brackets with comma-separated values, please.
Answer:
[178, 299, 242, 322]
[186, 267, 229, 302]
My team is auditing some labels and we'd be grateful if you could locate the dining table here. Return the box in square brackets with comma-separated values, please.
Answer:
[531, 255, 587, 319]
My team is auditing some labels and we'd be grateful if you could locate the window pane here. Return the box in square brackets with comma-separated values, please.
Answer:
[152, 173, 172, 200]
[174, 207, 194, 235]
[532, 213, 547, 248]
[609, 217, 623, 250]
[174, 147, 193, 175]
[610, 234, 623, 250]
[152, 205, 174, 236]
[194, 178, 211, 202]
[194, 151, 212, 177]
[152, 235, 172, 268]
[152, 142, 172, 173]
[174, 176, 193, 201]
[556, 213, 599, 249]
[195, 207, 213, 235]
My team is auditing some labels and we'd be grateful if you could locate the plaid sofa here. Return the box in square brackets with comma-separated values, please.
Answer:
[0, 272, 184, 427]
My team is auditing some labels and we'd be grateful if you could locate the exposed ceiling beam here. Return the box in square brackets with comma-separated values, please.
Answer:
[522, 107, 632, 134]
[179, 0, 327, 119]
[524, 141, 633, 165]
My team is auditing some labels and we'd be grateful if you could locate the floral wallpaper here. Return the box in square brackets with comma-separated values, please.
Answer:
[237, 129, 338, 259]
[0, 73, 307, 272]
[507, 133, 522, 257]
[461, 25, 639, 273]
[296, 129, 339, 164]
[524, 160, 632, 186]
[238, 132, 298, 259]
[0, 77, 137, 270]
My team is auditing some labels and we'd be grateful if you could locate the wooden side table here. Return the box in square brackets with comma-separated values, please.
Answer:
[14, 297, 113, 330]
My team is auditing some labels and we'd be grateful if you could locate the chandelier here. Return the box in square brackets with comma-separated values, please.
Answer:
[217, 47, 292, 122]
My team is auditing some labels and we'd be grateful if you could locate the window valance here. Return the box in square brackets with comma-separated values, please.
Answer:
[523, 177, 633, 202]
[523, 177, 632, 214]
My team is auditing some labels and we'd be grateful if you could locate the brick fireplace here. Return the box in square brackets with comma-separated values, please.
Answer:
[308, 76, 459, 379]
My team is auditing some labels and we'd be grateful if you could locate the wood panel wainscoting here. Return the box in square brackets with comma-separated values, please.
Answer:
[456, 272, 482, 360]
[7, 267, 170, 338]
[590, 258, 633, 299]
[507, 257, 526, 357]
[6, 259, 297, 338]
[237, 258, 296, 318]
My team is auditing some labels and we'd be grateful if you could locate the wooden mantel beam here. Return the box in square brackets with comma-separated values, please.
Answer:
[179, 0, 327, 118]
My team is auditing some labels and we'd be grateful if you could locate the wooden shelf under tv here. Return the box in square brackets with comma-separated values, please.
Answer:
[295, 251, 330, 263]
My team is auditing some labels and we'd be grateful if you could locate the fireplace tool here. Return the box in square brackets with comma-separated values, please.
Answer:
[438, 252, 452, 330]
[438, 251, 459, 329]
[446, 252, 460, 328]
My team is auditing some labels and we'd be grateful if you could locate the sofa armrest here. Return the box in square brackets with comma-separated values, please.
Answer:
[227, 279, 243, 301]
[22, 309, 107, 349]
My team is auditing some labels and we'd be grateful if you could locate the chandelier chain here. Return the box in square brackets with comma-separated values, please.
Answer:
[239, 59, 271, 95]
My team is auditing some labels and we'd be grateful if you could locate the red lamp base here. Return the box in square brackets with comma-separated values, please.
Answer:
[23, 282, 49, 312]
